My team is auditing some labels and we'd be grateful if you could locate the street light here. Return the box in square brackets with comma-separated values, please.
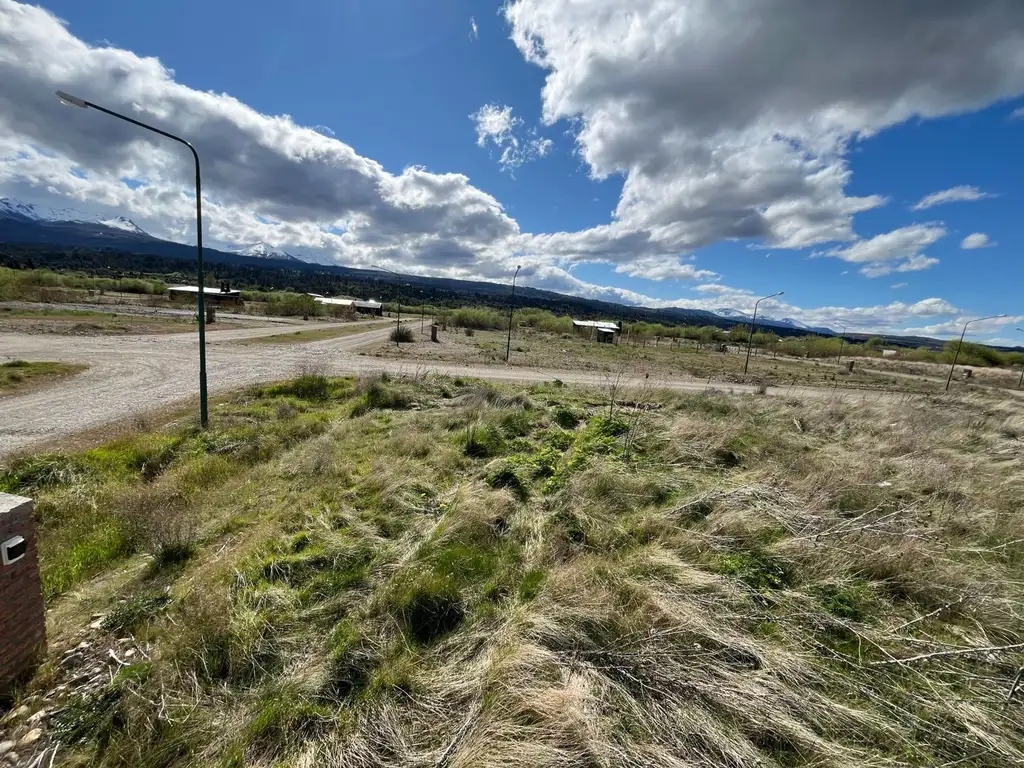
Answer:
[836, 325, 848, 364]
[1016, 328, 1024, 390]
[945, 314, 1008, 392]
[57, 90, 210, 427]
[744, 291, 784, 375]
[371, 264, 402, 346]
[506, 265, 521, 363]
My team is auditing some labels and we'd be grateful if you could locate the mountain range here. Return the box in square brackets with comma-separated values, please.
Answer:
[0, 196, 836, 333]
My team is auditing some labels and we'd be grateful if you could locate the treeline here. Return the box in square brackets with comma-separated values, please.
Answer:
[0, 267, 166, 301]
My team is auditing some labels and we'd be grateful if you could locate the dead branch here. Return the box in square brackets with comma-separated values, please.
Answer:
[870, 642, 1024, 666]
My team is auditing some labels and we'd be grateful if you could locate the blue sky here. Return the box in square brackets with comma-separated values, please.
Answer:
[2, 0, 1024, 341]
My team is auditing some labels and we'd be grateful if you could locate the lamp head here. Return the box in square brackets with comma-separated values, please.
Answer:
[56, 90, 88, 109]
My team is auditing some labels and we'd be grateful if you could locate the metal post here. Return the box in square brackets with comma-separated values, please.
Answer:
[506, 265, 521, 363]
[1017, 329, 1024, 390]
[945, 314, 1008, 392]
[945, 322, 969, 393]
[744, 291, 783, 375]
[57, 91, 209, 427]
[372, 265, 401, 346]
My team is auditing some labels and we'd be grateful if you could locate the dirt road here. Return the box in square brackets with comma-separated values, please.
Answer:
[0, 322, 915, 457]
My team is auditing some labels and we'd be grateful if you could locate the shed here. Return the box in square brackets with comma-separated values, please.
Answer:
[168, 282, 243, 306]
[314, 296, 384, 316]
[572, 319, 620, 343]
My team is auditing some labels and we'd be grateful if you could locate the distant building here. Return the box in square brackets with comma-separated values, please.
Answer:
[168, 281, 243, 305]
[572, 319, 620, 344]
[314, 296, 384, 316]
[881, 349, 898, 359]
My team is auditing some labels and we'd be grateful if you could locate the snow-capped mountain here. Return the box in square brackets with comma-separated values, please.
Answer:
[99, 216, 148, 235]
[232, 242, 301, 262]
[0, 197, 150, 236]
[714, 307, 833, 335]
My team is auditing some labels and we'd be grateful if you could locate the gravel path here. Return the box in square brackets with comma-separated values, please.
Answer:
[0, 322, 905, 457]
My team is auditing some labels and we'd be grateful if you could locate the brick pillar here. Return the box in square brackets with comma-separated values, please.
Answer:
[0, 493, 45, 697]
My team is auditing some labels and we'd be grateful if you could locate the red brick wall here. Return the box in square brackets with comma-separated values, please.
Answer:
[0, 494, 45, 696]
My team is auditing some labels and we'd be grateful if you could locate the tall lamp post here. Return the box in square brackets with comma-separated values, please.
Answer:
[836, 325, 848, 364]
[371, 264, 402, 346]
[744, 291, 784, 375]
[945, 314, 1007, 392]
[57, 91, 209, 427]
[505, 265, 521, 363]
[1016, 328, 1024, 390]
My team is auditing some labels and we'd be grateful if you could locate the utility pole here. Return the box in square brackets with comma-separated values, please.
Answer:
[506, 265, 521, 363]
[744, 291, 784, 375]
[58, 90, 210, 427]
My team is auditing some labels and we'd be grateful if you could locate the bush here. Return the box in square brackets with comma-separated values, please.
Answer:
[450, 307, 506, 331]
[464, 327, 475, 337]
[390, 325, 415, 343]
[351, 377, 412, 416]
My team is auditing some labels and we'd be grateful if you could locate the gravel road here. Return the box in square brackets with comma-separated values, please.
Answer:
[0, 322, 905, 458]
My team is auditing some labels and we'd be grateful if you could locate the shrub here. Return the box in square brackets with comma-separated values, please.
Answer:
[390, 325, 415, 343]
[450, 307, 506, 330]
[485, 461, 529, 500]
[351, 377, 413, 416]
[464, 327, 475, 337]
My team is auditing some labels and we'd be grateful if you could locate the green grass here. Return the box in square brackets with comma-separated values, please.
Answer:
[0, 359, 87, 394]
[10, 377, 1024, 767]
[240, 320, 390, 344]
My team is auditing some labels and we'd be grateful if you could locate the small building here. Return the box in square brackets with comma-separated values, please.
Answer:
[168, 281, 243, 306]
[572, 319, 620, 344]
[881, 349, 899, 359]
[314, 296, 384, 316]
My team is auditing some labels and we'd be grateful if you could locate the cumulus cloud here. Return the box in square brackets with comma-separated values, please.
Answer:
[904, 315, 1024, 337]
[470, 104, 552, 171]
[0, 1, 524, 270]
[911, 185, 996, 210]
[818, 224, 944, 277]
[614, 257, 718, 281]
[505, 0, 1024, 256]
[961, 232, 995, 249]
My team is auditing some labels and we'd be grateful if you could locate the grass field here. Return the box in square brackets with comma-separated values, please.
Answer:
[0, 359, 88, 395]
[3, 373, 1024, 766]
[359, 327, 962, 393]
[0, 308, 199, 336]
[237, 320, 392, 345]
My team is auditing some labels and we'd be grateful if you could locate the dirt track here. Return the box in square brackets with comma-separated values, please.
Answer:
[0, 321, 922, 457]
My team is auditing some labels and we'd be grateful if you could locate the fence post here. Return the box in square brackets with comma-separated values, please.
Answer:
[0, 494, 45, 697]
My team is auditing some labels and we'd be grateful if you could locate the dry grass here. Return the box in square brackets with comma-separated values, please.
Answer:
[7, 376, 1024, 767]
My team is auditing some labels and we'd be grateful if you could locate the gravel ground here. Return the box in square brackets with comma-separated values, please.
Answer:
[0, 321, 914, 458]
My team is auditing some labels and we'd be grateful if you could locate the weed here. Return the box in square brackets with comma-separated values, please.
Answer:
[390, 325, 415, 343]
[101, 590, 172, 634]
[717, 548, 794, 591]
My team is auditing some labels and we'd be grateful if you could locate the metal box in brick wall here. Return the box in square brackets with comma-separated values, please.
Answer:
[0, 493, 46, 697]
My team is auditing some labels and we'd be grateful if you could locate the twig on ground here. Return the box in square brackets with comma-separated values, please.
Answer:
[871, 643, 1024, 666]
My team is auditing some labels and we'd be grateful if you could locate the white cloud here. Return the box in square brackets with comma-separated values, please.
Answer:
[470, 104, 552, 172]
[891, 282, 907, 289]
[911, 185, 996, 210]
[904, 315, 1024, 338]
[614, 257, 718, 281]
[1011, 106, 1024, 120]
[505, 0, 1024, 255]
[818, 224, 944, 277]
[469, 16, 479, 41]
[961, 232, 995, 249]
